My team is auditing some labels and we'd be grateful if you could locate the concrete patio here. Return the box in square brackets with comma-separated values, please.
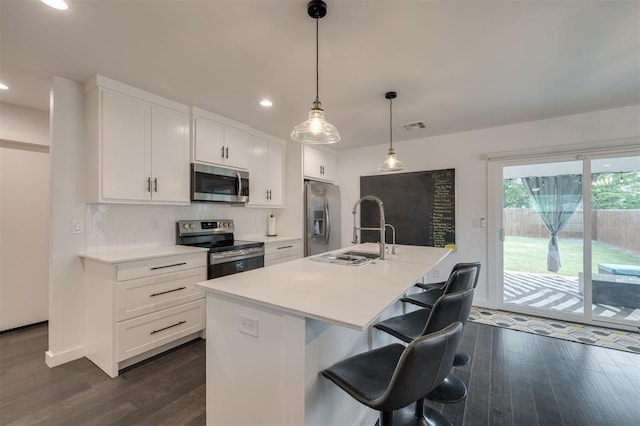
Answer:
[503, 270, 640, 322]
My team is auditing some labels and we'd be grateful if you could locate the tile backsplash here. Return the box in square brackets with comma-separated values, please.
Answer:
[86, 203, 274, 251]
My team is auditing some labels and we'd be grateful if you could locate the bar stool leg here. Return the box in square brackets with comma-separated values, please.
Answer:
[427, 373, 468, 403]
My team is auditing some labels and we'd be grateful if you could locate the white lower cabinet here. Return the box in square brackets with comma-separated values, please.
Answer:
[83, 250, 207, 377]
[117, 299, 205, 362]
[264, 238, 302, 267]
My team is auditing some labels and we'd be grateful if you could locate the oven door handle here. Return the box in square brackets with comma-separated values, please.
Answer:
[210, 249, 264, 265]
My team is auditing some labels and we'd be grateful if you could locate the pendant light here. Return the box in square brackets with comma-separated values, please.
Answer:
[377, 91, 406, 172]
[290, 0, 341, 144]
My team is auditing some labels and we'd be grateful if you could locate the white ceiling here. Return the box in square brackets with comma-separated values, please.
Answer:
[1, 0, 638, 151]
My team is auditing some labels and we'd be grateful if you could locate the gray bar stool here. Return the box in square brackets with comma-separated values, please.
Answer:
[375, 288, 475, 403]
[321, 322, 463, 426]
[405, 263, 480, 367]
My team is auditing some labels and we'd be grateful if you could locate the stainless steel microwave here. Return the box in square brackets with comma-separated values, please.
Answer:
[191, 163, 249, 203]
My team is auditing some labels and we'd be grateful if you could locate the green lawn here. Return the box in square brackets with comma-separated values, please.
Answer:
[504, 236, 640, 277]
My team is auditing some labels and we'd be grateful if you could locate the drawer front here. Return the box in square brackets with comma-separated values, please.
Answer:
[116, 266, 207, 321]
[117, 299, 205, 362]
[265, 252, 301, 267]
[264, 239, 302, 256]
[117, 252, 207, 281]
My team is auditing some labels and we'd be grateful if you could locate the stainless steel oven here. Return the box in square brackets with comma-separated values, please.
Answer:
[209, 246, 264, 278]
[176, 219, 264, 279]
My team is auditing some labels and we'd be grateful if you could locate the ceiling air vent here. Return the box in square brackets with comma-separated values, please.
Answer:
[401, 121, 427, 131]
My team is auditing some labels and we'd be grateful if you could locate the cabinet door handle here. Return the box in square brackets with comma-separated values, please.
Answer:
[277, 245, 293, 250]
[153, 178, 158, 192]
[147, 177, 152, 192]
[150, 320, 186, 335]
[225, 146, 229, 159]
[150, 262, 187, 271]
[150, 286, 187, 297]
[221, 146, 225, 159]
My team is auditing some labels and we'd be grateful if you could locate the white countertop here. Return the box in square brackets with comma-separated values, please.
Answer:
[79, 245, 209, 264]
[236, 234, 302, 244]
[197, 243, 451, 331]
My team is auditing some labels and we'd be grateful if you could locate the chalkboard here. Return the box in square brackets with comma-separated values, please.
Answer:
[359, 169, 456, 250]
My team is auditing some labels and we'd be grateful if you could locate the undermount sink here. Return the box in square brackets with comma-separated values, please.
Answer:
[310, 251, 377, 266]
[338, 251, 380, 260]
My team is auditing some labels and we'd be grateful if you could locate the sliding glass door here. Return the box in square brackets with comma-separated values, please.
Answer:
[501, 160, 586, 318]
[589, 156, 640, 325]
[493, 153, 640, 328]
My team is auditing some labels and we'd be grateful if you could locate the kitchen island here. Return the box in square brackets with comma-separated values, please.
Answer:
[197, 243, 450, 425]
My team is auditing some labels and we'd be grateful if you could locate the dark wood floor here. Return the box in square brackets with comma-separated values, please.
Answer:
[1, 321, 639, 425]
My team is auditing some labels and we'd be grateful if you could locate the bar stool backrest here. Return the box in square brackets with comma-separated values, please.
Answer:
[442, 267, 477, 294]
[374, 322, 463, 411]
[422, 288, 475, 336]
[444, 262, 481, 289]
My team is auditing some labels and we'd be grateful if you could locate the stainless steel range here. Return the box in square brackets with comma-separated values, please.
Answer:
[176, 219, 264, 279]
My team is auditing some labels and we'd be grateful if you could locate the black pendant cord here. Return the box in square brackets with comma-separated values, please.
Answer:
[389, 97, 393, 150]
[315, 17, 319, 103]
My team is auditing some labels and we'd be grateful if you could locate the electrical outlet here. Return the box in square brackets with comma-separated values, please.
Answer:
[433, 268, 440, 278]
[239, 316, 258, 337]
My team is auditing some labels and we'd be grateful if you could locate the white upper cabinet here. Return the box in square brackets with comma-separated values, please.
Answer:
[303, 145, 337, 183]
[247, 133, 285, 207]
[151, 106, 191, 203]
[191, 107, 249, 170]
[85, 76, 190, 204]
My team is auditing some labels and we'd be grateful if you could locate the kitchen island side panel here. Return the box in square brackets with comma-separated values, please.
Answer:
[205, 293, 384, 426]
[205, 293, 306, 425]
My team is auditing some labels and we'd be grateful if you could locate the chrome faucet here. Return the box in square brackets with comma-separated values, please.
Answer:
[351, 195, 387, 260]
[385, 223, 397, 255]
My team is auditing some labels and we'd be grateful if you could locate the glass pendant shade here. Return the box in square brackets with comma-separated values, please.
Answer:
[377, 147, 406, 172]
[377, 91, 405, 173]
[291, 0, 340, 145]
[291, 103, 341, 144]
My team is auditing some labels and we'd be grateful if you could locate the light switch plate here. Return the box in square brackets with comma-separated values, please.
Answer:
[72, 219, 84, 234]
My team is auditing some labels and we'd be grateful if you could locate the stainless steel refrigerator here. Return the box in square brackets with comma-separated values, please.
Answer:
[304, 181, 341, 256]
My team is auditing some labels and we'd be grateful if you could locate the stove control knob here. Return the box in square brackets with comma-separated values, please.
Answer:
[183, 223, 190, 229]
[189, 223, 195, 229]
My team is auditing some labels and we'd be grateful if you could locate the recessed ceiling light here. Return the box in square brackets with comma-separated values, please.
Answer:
[260, 99, 273, 107]
[0, 82, 8, 90]
[41, 0, 68, 11]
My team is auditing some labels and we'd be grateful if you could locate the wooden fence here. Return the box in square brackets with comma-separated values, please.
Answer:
[503, 208, 640, 255]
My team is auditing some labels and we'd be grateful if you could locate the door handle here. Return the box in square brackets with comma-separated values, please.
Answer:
[325, 201, 331, 245]
[147, 177, 151, 192]
[499, 228, 505, 242]
[221, 146, 225, 159]
[236, 171, 242, 197]
[225, 146, 229, 159]
[153, 178, 158, 192]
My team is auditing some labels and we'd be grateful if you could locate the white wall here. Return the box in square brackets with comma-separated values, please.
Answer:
[0, 103, 49, 146]
[0, 103, 50, 331]
[46, 77, 87, 366]
[336, 105, 640, 306]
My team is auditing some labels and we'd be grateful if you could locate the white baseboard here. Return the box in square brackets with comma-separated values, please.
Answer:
[472, 298, 494, 309]
[45, 345, 84, 368]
